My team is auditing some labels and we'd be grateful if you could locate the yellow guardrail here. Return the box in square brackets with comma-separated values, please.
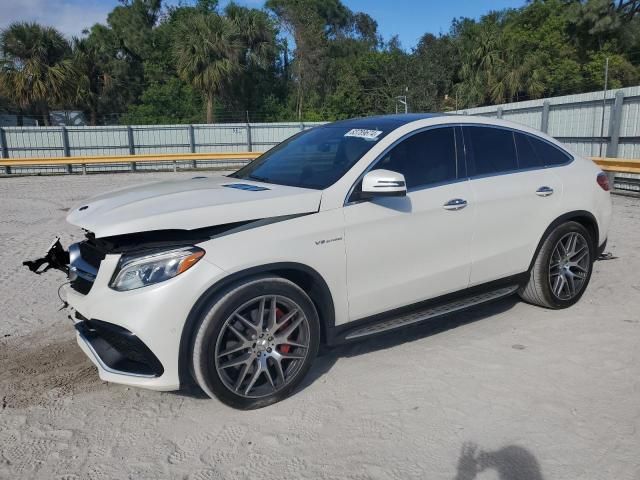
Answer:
[591, 157, 640, 174]
[0, 152, 639, 175]
[0, 151, 261, 167]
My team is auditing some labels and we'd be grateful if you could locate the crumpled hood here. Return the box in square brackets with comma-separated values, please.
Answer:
[66, 176, 322, 238]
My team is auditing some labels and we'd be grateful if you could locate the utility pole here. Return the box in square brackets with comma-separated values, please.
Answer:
[396, 95, 407, 114]
[599, 57, 610, 157]
[395, 86, 409, 114]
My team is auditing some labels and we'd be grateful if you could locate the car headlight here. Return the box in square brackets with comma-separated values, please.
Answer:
[109, 246, 205, 291]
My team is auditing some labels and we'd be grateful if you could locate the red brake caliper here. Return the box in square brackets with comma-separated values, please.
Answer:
[275, 307, 291, 354]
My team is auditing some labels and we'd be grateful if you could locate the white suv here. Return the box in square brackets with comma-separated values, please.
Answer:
[26, 114, 612, 409]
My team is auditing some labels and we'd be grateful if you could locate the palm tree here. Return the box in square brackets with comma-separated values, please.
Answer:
[456, 21, 504, 108]
[226, 3, 276, 70]
[490, 52, 545, 104]
[173, 12, 241, 123]
[0, 22, 76, 125]
[456, 19, 545, 107]
[72, 37, 113, 126]
[225, 3, 277, 113]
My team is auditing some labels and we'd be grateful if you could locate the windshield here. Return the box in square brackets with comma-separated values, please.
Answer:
[231, 125, 390, 189]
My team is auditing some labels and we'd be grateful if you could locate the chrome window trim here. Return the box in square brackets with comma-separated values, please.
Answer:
[342, 122, 575, 206]
[406, 176, 470, 193]
[461, 124, 574, 180]
[464, 165, 558, 182]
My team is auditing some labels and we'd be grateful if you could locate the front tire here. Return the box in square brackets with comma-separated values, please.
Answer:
[191, 276, 320, 409]
[519, 221, 594, 309]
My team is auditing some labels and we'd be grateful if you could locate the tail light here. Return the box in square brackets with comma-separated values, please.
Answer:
[597, 172, 611, 191]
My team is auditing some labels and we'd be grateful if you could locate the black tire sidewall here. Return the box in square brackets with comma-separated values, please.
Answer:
[192, 276, 320, 409]
[537, 221, 595, 308]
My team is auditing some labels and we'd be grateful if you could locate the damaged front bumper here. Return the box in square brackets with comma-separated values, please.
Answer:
[23, 237, 69, 275]
[24, 236, 227, 392]
[23, 238, 100, 295]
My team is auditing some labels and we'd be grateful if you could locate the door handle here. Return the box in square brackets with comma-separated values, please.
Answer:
[443, 198, 468, 210]
[535, 186, 554, 197]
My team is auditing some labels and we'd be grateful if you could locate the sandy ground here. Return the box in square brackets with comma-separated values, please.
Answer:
[0, 172, 639, 480]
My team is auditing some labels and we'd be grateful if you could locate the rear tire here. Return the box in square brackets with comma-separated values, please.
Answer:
[191, 276, 320, 409]
[519, 221, 594, 309]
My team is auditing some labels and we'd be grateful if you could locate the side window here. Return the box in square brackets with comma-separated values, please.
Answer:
[514, 132, 542, 169]
[464, 126, 517, 176]
[528, 136, 571, 166]
[375, 127, 457, 189]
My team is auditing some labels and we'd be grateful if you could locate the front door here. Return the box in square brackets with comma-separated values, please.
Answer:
[343, 126, 474, 321]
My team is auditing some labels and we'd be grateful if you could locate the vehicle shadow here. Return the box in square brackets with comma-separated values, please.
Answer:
[299, 295, 520, 391]
[454, 441, 545, 480]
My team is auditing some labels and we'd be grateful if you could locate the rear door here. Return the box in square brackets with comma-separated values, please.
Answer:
[463, 126, 563, 286]
[343, 126, 474, 320]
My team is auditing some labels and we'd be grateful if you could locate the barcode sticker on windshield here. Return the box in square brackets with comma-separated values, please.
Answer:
[344, 129, 383, 141]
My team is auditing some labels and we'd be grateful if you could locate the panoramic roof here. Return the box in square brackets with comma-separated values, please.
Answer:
[324, 113, 449, 131]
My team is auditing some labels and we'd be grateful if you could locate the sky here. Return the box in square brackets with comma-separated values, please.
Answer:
[0, 0, 526, 49]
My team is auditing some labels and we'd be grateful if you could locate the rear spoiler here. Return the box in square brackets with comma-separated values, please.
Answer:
[23, 238, 69, 275]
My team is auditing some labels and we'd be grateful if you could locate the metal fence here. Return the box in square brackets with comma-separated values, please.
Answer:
[0, 122, 325, 174]
[2, 86, 640, 186]
[0, 122, 325, 160]
[2, 87, 639, 161]
[456, 85, 640, 159]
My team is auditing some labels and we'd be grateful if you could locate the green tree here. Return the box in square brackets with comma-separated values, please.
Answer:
[173, 12, 241, 123]
[4, 0, 640, 126]
[267, 0, 383, 120]
[411, 33, 458, 111]
[71, 37, 115, 125]
[455, 16, 505, 107]
[267, 0, 354, 119]
[267, 0, 326, 119]
[0, 22, 75, 125]
[225, 3, 279, 113]
[107, 0, 162, 62]
[583, 50, 640, 89]
[80, 21, 147, 123]
[226, 3, 276, 69]
[121, 78, 203, 124]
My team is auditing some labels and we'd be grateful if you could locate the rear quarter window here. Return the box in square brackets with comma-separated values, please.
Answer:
[528, 136, 572, 166]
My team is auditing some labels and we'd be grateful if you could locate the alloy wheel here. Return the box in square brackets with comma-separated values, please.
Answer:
[548, 232, 590, 300]
[214, 295, 311, 398]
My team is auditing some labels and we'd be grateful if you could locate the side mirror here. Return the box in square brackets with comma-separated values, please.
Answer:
[361, 169, 407, 198]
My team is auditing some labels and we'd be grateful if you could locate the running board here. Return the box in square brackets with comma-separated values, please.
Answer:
[344, 285, 519, 340]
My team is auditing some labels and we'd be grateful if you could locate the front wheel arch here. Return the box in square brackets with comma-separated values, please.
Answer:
[177, 262, 334, 387]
